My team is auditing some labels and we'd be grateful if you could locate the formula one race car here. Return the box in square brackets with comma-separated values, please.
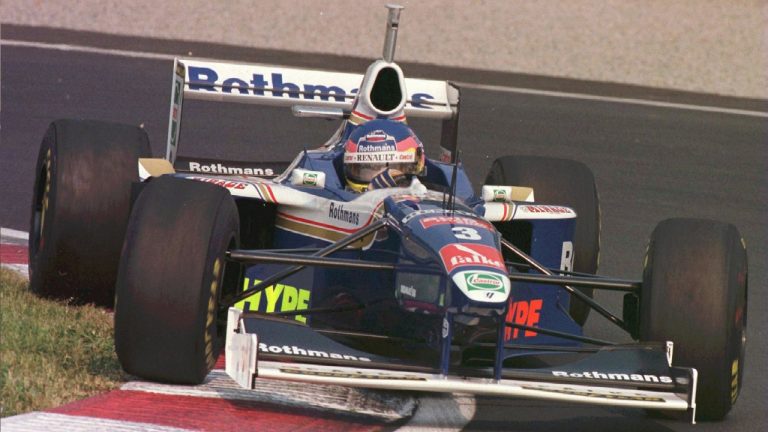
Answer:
[29, 5, 747, 423]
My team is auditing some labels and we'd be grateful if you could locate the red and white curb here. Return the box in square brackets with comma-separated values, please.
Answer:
[0, 228, 29, 276]
[0, 227, 474, 431]
[0, 412, 193, 432]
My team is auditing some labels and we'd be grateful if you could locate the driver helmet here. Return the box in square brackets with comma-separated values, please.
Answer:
[343, 119, 425, 193]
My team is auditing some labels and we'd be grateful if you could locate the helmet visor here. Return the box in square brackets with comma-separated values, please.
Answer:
[344, 150, 420, 183]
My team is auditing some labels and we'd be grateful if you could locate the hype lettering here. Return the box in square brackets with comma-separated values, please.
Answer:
[234, 278, 311, 323]
[504, 298, 543, 340]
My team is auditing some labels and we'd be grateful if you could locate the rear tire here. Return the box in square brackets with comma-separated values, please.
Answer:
[485, 156, 600, 325]
[28, 119, 150, 306]
[640, 218, 747, 421]
[114, 176, 240, 384]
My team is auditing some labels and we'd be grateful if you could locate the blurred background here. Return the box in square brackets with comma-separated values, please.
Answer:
[2, 0, 766, 99]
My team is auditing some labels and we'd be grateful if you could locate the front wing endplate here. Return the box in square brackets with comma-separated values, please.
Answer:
[224, 308, 696, 422]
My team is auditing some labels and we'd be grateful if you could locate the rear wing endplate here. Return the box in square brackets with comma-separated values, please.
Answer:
[165, 58, 460, 165]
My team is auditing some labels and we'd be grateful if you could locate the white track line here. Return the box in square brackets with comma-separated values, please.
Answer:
[0, 412, 193, 432]
[0, 227, 29, 241]
[2, 39, 177, 61]
[1, 264, 29, 277]
[458, 82, 768, 118]
[3, 39, 766, 118]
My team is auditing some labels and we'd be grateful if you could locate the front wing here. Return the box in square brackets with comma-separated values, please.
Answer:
[224, 309, 698, 423]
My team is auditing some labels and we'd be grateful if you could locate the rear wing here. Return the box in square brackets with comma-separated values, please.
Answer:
[165, 58, 461, 165]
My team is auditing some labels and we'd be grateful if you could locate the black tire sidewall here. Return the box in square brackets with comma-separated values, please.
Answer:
[28, 120, 150, 306]
[115, 176, 240, 384]
[640, 218, 747, 420]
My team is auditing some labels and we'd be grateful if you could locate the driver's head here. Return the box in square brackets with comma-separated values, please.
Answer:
[343, 119, 425, 193]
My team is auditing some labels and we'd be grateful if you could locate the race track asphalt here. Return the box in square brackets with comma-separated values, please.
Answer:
[1, 29, 766, 431]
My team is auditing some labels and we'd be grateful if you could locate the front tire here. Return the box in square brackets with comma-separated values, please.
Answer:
[640, 218, 747, 421]
[28, 119, 150, 306]
[485, 156, 600, 325]
[114, 176, 240, 384]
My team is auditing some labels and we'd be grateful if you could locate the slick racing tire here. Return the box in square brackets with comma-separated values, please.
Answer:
[28, 119, 151, 306]
[640, 218, 747, 421]
[485, 156, 600, 326]
[115, 176, 240, 384]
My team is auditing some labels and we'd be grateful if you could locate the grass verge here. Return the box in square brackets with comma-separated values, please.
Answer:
[0, 268, 126, 417]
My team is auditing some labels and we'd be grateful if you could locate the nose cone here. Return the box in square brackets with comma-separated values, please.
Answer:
[452, 270, 511, 304]
[389, 197, 512, 306]
[438, 243, 511, 304]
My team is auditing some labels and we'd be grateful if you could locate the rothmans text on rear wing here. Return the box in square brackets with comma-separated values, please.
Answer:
[165, 58, 460, 165]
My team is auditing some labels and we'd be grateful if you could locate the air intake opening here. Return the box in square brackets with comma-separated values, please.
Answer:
[370, 67, 403, 112]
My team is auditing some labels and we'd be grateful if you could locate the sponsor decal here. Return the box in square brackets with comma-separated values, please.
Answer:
[439, 243, 506, 273]
[520, 385, 666, 402]
[551, 370, 674, 384]
[401, 208, 476, 224]
[452, 270, 510, 303]
[187, 66, 436, 109]
[464, 272, 506, 292]
[482, 185, 518, 204]
[276, 206, 380, 248]
[259, 343, 371, 362]
[419, 216, 493, 230]
[522, 205, 573, 214]
[396, 273, 443, 309]
[560, 241, 574, 272]
[166, 62, 184, 162]
[279, 367, 426, 380]
[191, 68, 347, 100]
[343, 151, 415, 164]
[399, 284, 417, 298]
[188, 176, 249, 190]
[303, 172, 318, 186]
[356, 130, 397, 152]
[493, 188, 507, 202]
[290, 168, 324, 187]
[328, 202, 360, 225]
[188, 161, 275, 176]
[234, 278, 311, 323]
[504, 298, 543, 340]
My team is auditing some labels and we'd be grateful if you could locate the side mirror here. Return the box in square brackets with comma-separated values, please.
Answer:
[481, 185, 535, 202]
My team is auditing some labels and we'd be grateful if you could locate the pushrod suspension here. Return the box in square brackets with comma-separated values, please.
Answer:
[501, 239, 631, 333]
[226, 219, 388, 306]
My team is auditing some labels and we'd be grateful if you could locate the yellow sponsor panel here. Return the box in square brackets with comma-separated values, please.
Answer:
[235, 278, 311, 323]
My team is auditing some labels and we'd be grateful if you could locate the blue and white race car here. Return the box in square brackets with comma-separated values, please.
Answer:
[29, 5, 747, 423]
